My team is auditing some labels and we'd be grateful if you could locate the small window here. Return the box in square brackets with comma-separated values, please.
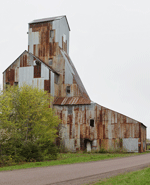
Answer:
[90, 119, 94, 127]
[34, 62, 41, 78]
[54, 73, 59, 84]
[14, 82, 18, 86]
[50, 30, 54, 38]
[68, 106, 72, 115]
[49, 59, 53, 66]
[66, 86, 70, 94]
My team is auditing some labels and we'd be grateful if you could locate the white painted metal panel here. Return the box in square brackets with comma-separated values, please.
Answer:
[41, 63, 49, 79]
[32, 78, 44, 90]
[53, 17, 70, 54]
[87, 141, 91, 152]
[28, 28, 39, 53]
[51, 72, 55, 96]
[123, 138, 138, 152]
[65, 61, 73, 84]
[52, 20, 60, 44]
[60, 50, 74, 84]
[19, 66, 33, 87]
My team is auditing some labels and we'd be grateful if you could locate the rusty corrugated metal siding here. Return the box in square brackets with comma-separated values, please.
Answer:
[54, 103, 146, 152]
[3, 15, 146, 153]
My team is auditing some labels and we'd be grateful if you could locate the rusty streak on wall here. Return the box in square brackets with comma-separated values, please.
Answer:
[54, 103, 146, 152]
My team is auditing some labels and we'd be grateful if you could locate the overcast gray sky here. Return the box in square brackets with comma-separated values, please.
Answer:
[0, 0, 150, 138]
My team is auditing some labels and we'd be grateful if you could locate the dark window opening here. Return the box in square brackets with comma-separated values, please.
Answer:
[34, 62, 41, 78]
[44, 80, 50, 93]
[90, 119, 94, 127]
[68, 106, 72, 115]
[14, 82, 18, 86]
[54, 73, 59, 84]
[84, 139, 92, 150]
[66, 86, 70, 94]
[35, 60, 41, 65]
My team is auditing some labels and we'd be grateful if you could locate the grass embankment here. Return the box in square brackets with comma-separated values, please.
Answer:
[0, 151, 149, 172]
[93, 166, 150, 185]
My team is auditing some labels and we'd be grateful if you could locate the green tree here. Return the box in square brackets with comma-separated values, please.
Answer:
[0, 84, 60, 162]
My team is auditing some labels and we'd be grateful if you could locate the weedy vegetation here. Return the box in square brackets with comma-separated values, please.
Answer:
[93, 166, 150, 185]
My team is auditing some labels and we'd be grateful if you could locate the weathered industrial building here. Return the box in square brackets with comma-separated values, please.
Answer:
[3, 15, 146, 152]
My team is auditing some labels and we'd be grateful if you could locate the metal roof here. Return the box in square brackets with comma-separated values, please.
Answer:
[53, 97, 91, 105]
[29, 15, 71, 31]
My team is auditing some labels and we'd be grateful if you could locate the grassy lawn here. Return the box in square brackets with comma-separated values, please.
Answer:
[0, 152, 149, 172]
[147, 145, 150, 150]
[93, 166, 150, 185]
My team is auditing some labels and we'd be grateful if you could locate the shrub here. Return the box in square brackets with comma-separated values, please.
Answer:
[40, 141, 58, 160]
[99, 147, 107, 153]
[20, 141, 43, 162]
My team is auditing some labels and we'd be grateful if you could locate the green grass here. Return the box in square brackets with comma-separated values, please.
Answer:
[93, 166, 150, 185]
[0, 152, 149, 172]
[147, 145, 150, 150]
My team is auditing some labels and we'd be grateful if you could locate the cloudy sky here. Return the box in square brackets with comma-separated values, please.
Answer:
[0, 0, 150, 137]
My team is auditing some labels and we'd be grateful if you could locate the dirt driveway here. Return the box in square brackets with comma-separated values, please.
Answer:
[0, 153, 150, 185]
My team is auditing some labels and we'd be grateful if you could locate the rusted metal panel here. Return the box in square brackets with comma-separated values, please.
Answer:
[15, 67, 19, 82]
[34, 64, 41, 78]
[44, 80, 50, 93]
[41, 63, 49, 79]
[20, 54, 28, 67]
[51, 72, 55, 96]
[6, 69, 15, 84]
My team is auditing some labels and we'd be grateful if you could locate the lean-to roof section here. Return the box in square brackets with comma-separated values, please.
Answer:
[60, 48, 90, 101]
[54, 97, 91, 105]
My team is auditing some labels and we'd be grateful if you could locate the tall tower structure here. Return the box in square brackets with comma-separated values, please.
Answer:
[28, 16, 70, 65]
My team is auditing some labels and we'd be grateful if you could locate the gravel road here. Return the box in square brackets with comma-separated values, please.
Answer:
[0, 153, 150, 185]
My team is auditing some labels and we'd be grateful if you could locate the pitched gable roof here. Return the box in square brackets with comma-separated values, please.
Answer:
[29, 15, 70, 31]
[3, 50, 59, 75]
[28, 52, 59, 75]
